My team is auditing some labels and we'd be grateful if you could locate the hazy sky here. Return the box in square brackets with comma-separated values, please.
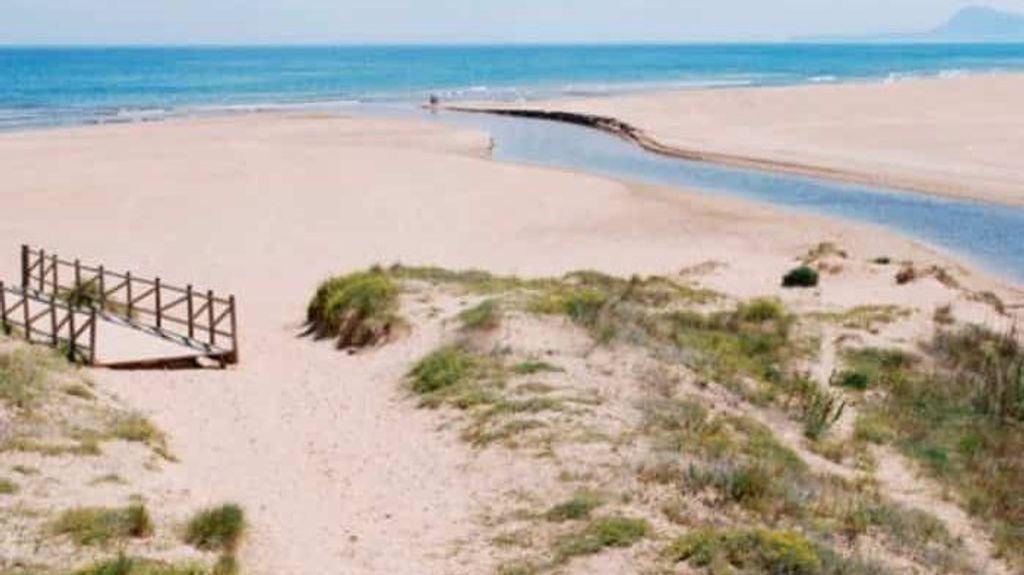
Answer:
[2, 1, 1023, 44]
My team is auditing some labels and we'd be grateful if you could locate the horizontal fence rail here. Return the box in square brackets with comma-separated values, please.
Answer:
[0, 281, 96, 364]
[21, 245, 238, 365]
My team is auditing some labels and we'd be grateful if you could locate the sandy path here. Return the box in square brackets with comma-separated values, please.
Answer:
[458, 74, 1024, 206]
[0, 113, 1020, 573]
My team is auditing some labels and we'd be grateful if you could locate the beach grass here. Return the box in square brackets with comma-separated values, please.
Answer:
[184, 504, 246, 553]
[52, 504, 153, 547]
[307, 268, 401, 349]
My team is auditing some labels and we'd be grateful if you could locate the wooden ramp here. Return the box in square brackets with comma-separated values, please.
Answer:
[1, 246, 238, 369]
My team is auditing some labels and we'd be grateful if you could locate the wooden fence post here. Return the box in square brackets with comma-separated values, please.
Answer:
[97, 265, 105, 308]
[74, 259, 81, 290]
[88, 308, 97, 365]
[207, 290, 215, 345]
[50, 295, 58, 346]
[155, 277, 162, 329]
[22, 291, 31, 342]
[186, 285, 194, 339]
[51, 254, 58, 293]
[228, 295, 239, 365]
[67, 306, 76, 361]
[38, 249, 45, 292]
[0, 281, 7, 334]
[20, 245, 29, 289]
[126, 271, 133, 317]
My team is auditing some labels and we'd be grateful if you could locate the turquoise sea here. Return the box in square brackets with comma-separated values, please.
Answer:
[3, 44, 1024, 130]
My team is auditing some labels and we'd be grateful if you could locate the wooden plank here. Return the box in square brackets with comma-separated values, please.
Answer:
[160, 294, 189, 313]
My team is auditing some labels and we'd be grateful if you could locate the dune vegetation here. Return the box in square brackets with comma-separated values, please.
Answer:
[304, 262, 1021, 574]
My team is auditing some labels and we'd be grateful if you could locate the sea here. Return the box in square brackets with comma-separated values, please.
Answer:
[3, 43, 1024, 131]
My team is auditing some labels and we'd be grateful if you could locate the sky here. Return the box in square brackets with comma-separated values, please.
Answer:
[1, 0, 1023, 45]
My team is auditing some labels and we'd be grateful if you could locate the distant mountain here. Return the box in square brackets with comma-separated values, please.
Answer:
[795, 6, 1024, 43]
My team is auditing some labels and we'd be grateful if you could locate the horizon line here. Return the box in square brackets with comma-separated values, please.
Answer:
[2, 40, 1024, 49]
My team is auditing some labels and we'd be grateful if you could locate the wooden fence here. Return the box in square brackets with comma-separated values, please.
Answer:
[20, 245, 238, 365]
[0, 281, 97, 364]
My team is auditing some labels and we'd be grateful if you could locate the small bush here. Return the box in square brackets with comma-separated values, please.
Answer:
[306, 269, 401, 349]
[408, 346, 475, 395]
[64, 383, 96, 400]
[933, 304, 955, 325]
[58, 281, 134, 318]
[687, 462, 774, 507]
[212, 555, 239, 575]
[511, 360, 562, 375]
[800, 387, 846, 441]
[531, 287, 608, 328]
[736, 298, 785, 323]
[544, 492, 603, 522]
[833, 370, 869, 390]
[184, 503, 245, 553]
[782, 266, 819, 288]
[896, 265, 917, 285]
[0, 477, 18, 495]
[665, 528, 821, 574]
[0, 348, 53, 409]
[53, 504, 153, 546]
[107, 413, 163, 444]
[73, 555, 209, 575]
[555, 516, 649, 560]
[458, 299, 502, 331]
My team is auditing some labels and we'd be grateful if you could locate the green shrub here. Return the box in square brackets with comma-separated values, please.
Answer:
[853, 327, 1024, 569]
[665, 528, 821, 574]
[73, 555, 209, 575]
[0, 476, 18, 495]
[184, 503, 245, 553]
[458, 299, 502, 331]
[511, 360, 562, 375]
[782, 266, 819, 288]
[834, 370, 870, 390]
[531, 287, 608, 328]
[796, 384, 846, 441]
[211, 556, 238, 575]
[687, 462, 775, 507]
[53, 504, 153, 546]
[306, 269, 401, 349]
[107, 413, 163, 444]
[408, 346, 476, 395]
[544, 492, 603, 522]
[60, 280, 103, 309]
[555, 516, 649, 560]
[736, 298, 785, 323]
[0, 348, 53, 409]
[64, 383, 96, 400]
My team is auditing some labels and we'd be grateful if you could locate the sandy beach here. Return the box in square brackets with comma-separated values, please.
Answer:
[458, 74, 1024, 206]
[1, 104, 1022, 574]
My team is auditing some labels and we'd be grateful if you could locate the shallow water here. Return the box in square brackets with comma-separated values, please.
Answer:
[406, 108, 1024, 284]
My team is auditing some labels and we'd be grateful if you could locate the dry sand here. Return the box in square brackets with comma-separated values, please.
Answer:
[0, 112, 1020, 574]
[458, 74, 1024, 206]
